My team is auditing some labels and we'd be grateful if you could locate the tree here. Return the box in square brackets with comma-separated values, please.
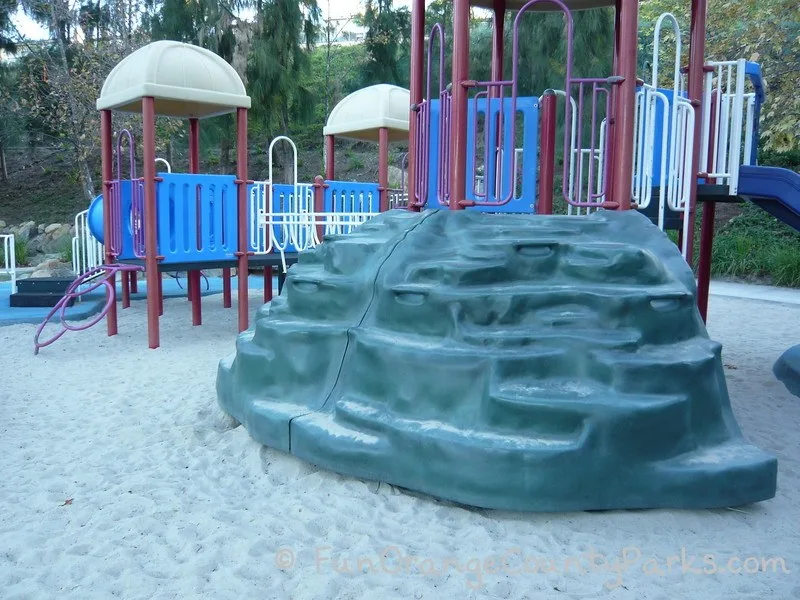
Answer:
[248, 0, 320, 136]
[639, 0, 799, 153]
[1, 0, 17, 54]
[359, 0, 411, 87]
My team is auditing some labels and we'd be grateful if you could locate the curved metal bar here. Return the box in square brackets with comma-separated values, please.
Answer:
[33, 263, 145, 355]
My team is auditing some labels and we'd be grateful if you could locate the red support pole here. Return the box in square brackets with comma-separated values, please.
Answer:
[264, 266, 273, 303]
[100, 110, 118, 336]
[450, 0, 470, 210]
[325, 135, 335, 180]
[236, 108, 250, 333]
[407, 0, 425, 212]
[379, 127, 390, 212]
[142, 97, 160, 349]
[608, 0, 638, 211]
[538, 90, 557, 215]
[685, 0, 709, 269]
[188, 117, 202, 326]
[121, 271, 130, 309]
[696, 202, 715, 322]
[222, 267, 232, 308]
[491, 1, 505, 83]
[130, 273, 138, 294]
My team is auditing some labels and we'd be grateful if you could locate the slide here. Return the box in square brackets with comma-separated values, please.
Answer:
[737, 165, 800, 232]
[87, 194, 105, 244]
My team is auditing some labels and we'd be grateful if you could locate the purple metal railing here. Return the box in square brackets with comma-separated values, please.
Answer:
[412, 23, 447, 209]
[109, 129, 145, 258]
[466, 0, 574, 207]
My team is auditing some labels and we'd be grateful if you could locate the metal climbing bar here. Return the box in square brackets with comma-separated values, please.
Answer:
[33, 263, 145, 355]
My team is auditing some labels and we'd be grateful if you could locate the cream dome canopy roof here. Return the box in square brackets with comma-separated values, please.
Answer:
[324, 84, 410, 143]
[96, 40, 251, 119]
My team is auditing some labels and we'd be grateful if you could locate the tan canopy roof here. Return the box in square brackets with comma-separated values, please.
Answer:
[96, 40, 251, 119]
[323, 84, 410, 143]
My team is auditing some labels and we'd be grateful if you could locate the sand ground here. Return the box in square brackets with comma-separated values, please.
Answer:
[0, 288, 798, 599]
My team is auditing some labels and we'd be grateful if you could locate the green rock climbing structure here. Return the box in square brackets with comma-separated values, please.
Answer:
[216, 209, 777, 511]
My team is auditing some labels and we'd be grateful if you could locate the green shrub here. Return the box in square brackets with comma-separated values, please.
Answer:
[0, 238, 28, 267]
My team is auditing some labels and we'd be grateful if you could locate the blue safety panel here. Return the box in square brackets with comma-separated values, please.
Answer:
[325, 181, 381, 213]
[156, 173, 238, 264]
[426, 96, 539, 213]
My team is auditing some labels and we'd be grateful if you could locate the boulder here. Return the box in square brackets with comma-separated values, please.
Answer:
[30, 258, 75, 279]
[13, 221, 35, 242]
[44, 223, 61, 235]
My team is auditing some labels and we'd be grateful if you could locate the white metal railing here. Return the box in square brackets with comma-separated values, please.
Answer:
[250, 136, 380, 272]
[701, 59, 754, 195]
[72, 209, 105, 277]
[1, 233, 17, 294]
[631, 12, 695, 257]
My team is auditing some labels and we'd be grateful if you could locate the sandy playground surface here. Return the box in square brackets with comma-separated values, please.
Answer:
[0, 288, 798, 599]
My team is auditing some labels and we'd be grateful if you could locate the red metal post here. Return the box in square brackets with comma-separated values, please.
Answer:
[450, 0, 470, 210]
[121, 271, 130, 308]
[608, 0, 638, 211]
[236, 108, 250, 333]
[407, 0, 425, 212]
[379, 127, 390, 212]
[188, 117, 202, 326]
[264, 266, 273, 303]
[222, 267, 232, 308]
[325, 135, 335, 180]
[538, 90, 557, 215]
[696, 203, 715, 322]
[491, 1, 505, 83]
[100, 110, 118, 336]
[695, 73, 718, 323]
[685, 0, 709, 268]
[142, 97, 160, 349]
[130, 273, 138, 294]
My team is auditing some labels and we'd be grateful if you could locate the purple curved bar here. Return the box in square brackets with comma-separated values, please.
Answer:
[33, 263, 145, 355]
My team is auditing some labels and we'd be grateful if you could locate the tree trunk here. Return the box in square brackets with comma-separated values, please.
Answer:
[220, 119, 232, 173]
[0, 140, 7, 181]
[51, 2, 95, 201]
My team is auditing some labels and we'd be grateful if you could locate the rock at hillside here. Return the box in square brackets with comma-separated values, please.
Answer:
[38, 224, 47, 234]
[44, 223, 61, 234]
[12, 221, 35, 242]
[0, 220, 6, 229]
[217, 208, 777, 512]
[30, 258, 75, 279]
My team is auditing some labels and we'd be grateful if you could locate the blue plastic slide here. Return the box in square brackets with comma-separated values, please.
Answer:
[737, 165, 800, 232]
[87, 194, 104, 243]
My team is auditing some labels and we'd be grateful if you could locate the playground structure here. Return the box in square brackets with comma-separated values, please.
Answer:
[213, 0, 792, 511]
[45, 2, 795, 355]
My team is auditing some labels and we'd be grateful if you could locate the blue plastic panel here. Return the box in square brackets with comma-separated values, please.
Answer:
[325, 181, 381, 213]
[156, 173, 238, 264]
[426, 96, 539, 213]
